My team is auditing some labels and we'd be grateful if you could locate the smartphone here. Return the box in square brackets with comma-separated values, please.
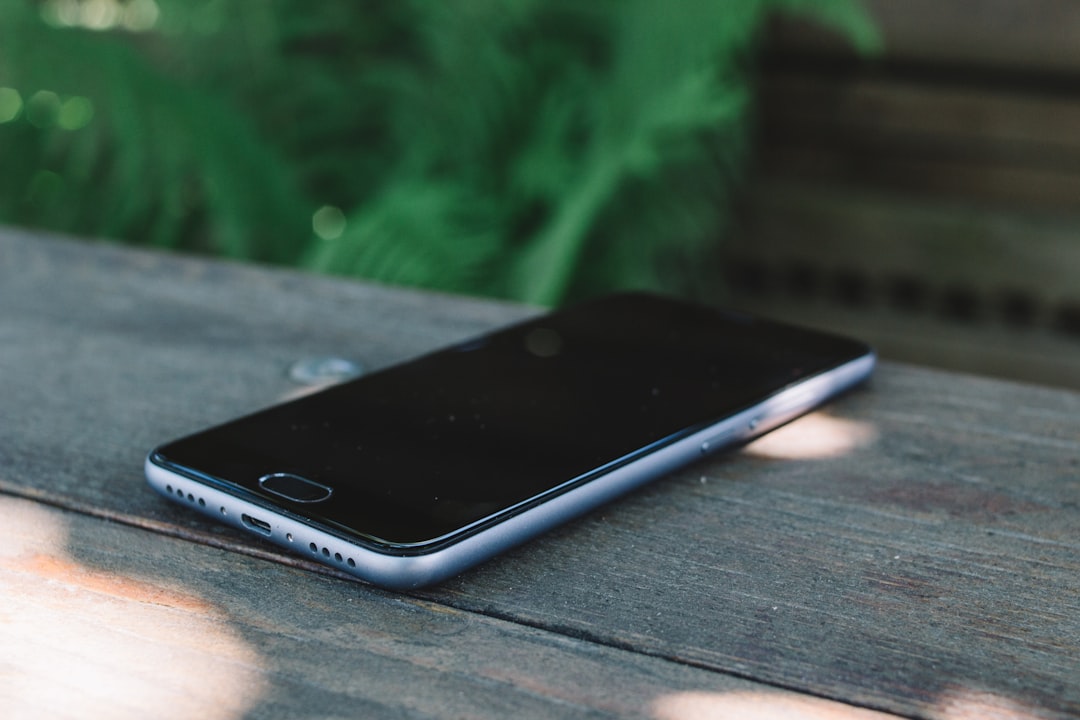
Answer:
[146, 292, 874, 590]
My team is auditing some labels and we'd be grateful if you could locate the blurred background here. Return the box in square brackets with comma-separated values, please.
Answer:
[730, 0, 1080, 390]
[0, 0, 876, 304]
[2, 0, 1078, 388]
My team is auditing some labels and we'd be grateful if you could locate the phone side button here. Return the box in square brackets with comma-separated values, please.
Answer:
[259, 473, 333, 503]
[700, 430, 735, 454]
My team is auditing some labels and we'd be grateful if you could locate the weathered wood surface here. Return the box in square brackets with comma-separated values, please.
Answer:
[4, 494, 905, 720]
[2, 229, 1079, 719]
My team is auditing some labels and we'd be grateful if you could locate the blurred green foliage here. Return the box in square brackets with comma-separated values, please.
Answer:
[0, 0, 876, 305]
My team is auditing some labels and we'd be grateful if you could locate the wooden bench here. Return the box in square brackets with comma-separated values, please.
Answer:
[2, 228, 1077, 718]
[728, 0, 1080, 389]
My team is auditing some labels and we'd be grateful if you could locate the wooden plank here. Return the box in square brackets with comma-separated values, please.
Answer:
[2, 229, 1079, 718]
[758, 146, 1080, 215]
[434, 364, 1080, 719]
[2, 495, 907, 719]
[730, 181, 1080, 306]
[759, 72, 1080, 154]
[770, 0, 1080, 74]
[754, 73, 1080, 213]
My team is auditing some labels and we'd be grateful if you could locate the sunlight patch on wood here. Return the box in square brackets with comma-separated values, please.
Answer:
[931, 686, 1045, 720]
[650, 690, 899, 719]
[745, 412, 879, 460]
[0, 497, 267, 720]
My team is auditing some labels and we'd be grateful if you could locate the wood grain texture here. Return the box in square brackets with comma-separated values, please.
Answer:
[2, 229, 1078, 718]
[433, 369, 1080, 719]
[2, 495, 907, 720]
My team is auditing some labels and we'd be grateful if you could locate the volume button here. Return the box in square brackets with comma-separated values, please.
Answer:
[700, 430, 735, 454]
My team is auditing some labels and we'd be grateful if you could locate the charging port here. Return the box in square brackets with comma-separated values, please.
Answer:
[241, 514, 272, 536]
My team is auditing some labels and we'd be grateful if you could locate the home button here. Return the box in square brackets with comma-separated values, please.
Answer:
[259, 473, 333, 503]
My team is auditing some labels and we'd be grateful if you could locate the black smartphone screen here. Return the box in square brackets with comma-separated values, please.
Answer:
[154, 292, 870, 549]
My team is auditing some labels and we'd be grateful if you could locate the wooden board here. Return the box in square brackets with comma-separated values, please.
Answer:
[731, 181, 1080, 302]
[755, 72, 1080, 214]
[434, 367, 1080, 718]
[2, 494, 907, 719]
[771, 0, 1080, 74]
[2, 229, 1079, 718]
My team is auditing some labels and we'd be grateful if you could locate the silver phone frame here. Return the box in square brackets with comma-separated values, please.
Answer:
[146, 352, 874, 590]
